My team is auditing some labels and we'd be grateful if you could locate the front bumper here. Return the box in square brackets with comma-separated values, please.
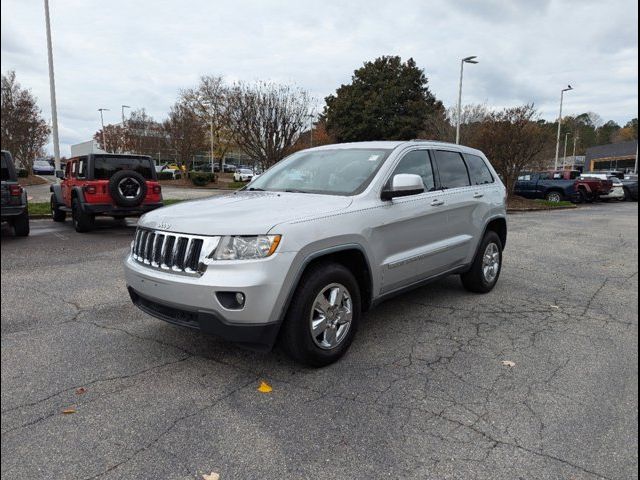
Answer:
[600, 187, 625, 199]
[83, 202, 163, 216]
[124, 250, 297, 348]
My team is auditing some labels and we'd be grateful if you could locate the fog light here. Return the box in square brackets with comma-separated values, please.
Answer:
[235, 292, 245, 306]
[216, 291, 246, 310]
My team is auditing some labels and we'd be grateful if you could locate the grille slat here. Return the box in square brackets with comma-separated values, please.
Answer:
[132, 228, 211, 276]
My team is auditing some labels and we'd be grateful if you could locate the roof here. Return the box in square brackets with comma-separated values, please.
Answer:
[586, 140, 638, 161]
[309, 140, 485, 156]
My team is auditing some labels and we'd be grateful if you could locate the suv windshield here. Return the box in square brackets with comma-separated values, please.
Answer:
[247, 148, 392, 195]
[93, 155, 155, 180]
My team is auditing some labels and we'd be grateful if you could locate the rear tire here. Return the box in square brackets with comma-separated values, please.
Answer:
[279, 262, 361, 367]
[461, 231, 503, 294]
[51, 194, 66, 222]
[12, 209, 30, 237]
[72, 198, 94, 233]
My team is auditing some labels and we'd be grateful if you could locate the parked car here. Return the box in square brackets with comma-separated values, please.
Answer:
[33, 159, 55, 175]
[621, 175, 638, 201]
[222, 164, 236, 173]
[581, 174, 625, 201]
[50, 154, 164, 232]
[233, 168, 254, 182]
[1, 150, 29, 236]
[574, 175, 614, 202]
[125, 141, 507, 366]
[514, 171, 578, 202]
[155, 164, 181, 179]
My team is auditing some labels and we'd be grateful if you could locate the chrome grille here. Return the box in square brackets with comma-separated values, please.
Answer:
[131, 228, 217, 275]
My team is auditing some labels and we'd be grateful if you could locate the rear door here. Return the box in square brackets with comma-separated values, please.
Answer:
[431, 149, 477, 267]
[515, 173, 537, 198]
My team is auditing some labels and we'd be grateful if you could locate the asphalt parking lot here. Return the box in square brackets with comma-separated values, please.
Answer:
[1, 203, 638, 480]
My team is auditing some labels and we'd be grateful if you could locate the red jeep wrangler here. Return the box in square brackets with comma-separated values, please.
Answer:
[50, 154, 163, 232]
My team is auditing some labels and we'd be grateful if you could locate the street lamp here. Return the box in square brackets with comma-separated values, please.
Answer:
[43, 0, 61, 171]
[456, 55, 479, 145]
[554, 85, 573, 170]
[98, 108, 110, 151]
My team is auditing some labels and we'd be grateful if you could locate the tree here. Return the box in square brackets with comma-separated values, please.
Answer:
[612, 118, 638, 142]
[163, 101, 206, 172]
[181, 75, 235, 170]
[595, 120, 620, 145]
[94, 108, 166, 158]
[467, 104, 550, 196]
[323, 56, 443, 142]
[227, 81, 311, 169]
[1, 71, 50, 173]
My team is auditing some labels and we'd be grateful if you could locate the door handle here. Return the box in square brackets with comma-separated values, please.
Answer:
[430, 199, 445, 206]
[473, 192, 484, 198]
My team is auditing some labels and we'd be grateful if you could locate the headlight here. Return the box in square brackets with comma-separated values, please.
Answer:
[209, 235, 281, 260]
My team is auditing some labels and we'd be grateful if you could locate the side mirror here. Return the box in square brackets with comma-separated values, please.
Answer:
[381, 174, 425, 200]
[55, 170, 65, 179]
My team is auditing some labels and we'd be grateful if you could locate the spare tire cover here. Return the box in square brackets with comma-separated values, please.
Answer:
[108, 170, 148, 207]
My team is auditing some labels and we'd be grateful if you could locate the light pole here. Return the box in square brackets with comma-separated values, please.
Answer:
[98, 108, 109, 151]
[554, 85, 573, 170]
[121, 105, 130, 126]
[572, 133, 578, 164]
[44, 0, 61, 171]
[307, 113, 315, 147]
[456, 56, 479, 145]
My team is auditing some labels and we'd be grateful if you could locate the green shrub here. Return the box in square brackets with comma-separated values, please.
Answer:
[190, 172, 212, 186]
[18, 169, 28, 178]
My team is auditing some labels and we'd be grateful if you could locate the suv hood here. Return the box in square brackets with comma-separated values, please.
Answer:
[138, 191, 353, 236]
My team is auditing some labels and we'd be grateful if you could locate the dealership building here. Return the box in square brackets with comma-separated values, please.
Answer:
[585, 140, 638, 172]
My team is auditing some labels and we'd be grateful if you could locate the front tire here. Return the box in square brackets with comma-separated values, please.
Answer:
[72, 198, 94, 233]
[545, 191, 563, 203]
[461, 231, 503, 294]
[51, 194, 66, 222]
[279, 262, 361, 367]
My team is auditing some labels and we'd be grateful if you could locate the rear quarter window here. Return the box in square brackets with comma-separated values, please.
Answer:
[1, 152, 14, 181]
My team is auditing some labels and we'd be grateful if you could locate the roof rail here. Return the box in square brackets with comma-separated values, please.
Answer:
[410, 139, 456, 144]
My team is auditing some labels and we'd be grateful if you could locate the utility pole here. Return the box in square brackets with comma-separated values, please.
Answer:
[572, 133, 578, 163]
[121, 105, 130, 125]
[98, 108, 109, 151]
[562, 132, 570, 169]
[210, 119, 215, 174]
[456, 56, 479, 145]
[44, 0, 61, 171]
[554, 85, 573, 170]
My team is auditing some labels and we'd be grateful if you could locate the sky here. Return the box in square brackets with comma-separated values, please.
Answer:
[1, 0, 638, 157]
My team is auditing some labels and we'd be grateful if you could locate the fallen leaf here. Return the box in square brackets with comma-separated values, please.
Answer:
[257, 381, 273, 393]
[202, 472, 220, 480]
[501, 360, 516, 368]
[75, 387, 87, 395]
[62, 408, 76, 415]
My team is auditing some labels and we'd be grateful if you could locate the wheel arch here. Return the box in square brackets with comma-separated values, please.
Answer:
[278, 244, 374, 326]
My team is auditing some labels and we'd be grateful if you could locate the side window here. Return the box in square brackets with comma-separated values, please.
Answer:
[70, 161, 77, 178]
[390, 150, 436, 192]
[433, 150, 470, 189]
[539, 173, 550, 180]
[77, 157, 87, 178]
[464, 154, 494, 185]
[518, 174, 531, 181]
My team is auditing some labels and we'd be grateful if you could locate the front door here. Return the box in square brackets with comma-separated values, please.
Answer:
[370, 149, 452, 294]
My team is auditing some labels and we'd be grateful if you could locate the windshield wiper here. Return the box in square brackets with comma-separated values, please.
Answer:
[246, 187, 265, 191]
[283, 188, 309, 193]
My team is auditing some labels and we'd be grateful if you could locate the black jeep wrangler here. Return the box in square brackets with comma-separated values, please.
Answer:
[1, 150, 29, 237]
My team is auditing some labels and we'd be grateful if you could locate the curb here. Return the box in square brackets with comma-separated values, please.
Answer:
[507, 205, 577, 213]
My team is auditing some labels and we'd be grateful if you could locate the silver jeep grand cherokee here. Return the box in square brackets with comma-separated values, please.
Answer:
[125, 141, 507, 366]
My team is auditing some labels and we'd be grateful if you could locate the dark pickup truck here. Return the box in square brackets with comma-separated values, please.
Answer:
[1, 150, 30, 236]
[515, 170, 612, 203]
